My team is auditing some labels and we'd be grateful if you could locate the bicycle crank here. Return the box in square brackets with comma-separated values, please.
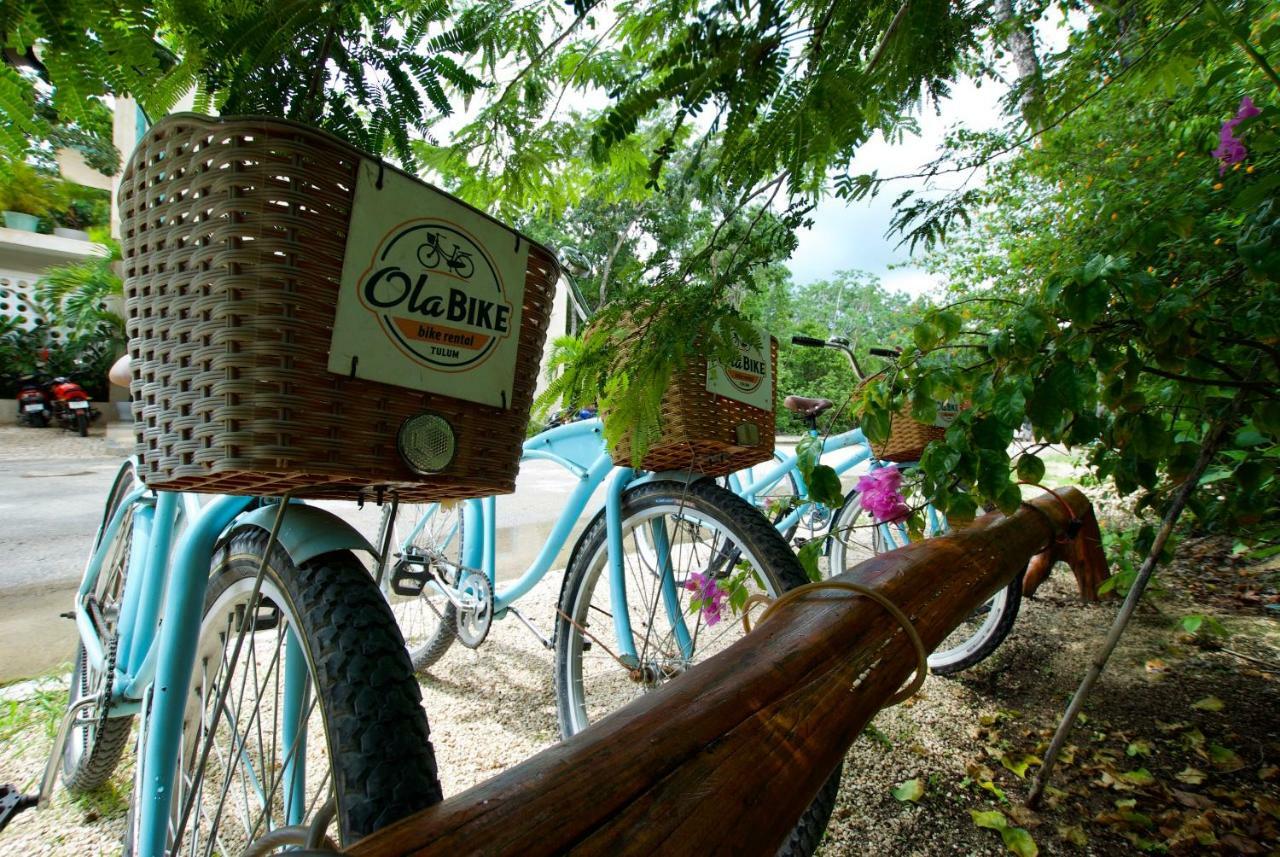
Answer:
[453, 569, 493, 648]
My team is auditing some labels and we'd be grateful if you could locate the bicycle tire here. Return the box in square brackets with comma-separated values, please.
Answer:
[827, 485, 1022, 675]
[63, 460, 140, 793]
[152, 530, 442, 852]
[555, 478, 841, 857]
[377, 501, 461, 672]
[723, 453, 803, 543]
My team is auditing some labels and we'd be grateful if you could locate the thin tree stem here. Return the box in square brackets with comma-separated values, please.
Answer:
[1026, 397, 1243, 807]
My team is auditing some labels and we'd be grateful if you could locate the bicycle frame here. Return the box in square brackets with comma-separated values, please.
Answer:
[391, 417, 697, 667]
[723, 425, 949, 550]
[56, 470, 369, 856]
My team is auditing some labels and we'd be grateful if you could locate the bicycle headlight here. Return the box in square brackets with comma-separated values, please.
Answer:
[397, 413, 456, 474]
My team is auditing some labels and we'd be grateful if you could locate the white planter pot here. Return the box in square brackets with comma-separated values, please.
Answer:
[53, 226, 90, 240]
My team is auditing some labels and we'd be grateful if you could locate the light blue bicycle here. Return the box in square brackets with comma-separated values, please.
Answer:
[378, 415, 843, 856]
[9, 460, 443, 854]
[726, 335, 1024, 675]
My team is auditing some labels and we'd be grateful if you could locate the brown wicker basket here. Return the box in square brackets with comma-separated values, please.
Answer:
[118, 114, 559, 501]
[870, 398, 965, 463]
[608, 338, 778, 478]
[871, 411, 946, 463]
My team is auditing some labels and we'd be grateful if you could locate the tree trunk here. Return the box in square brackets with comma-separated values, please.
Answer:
[991, 0, 1044, 131]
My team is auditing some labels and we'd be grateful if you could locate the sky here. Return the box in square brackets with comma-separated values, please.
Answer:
[785, 76, 1007, 298]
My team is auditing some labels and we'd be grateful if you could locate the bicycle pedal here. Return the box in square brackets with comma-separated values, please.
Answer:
[390, 560, 432, 597]
[0, 784, 37, 833]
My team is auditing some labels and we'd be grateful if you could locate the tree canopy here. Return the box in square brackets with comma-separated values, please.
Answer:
[5, 0, 1278, 547]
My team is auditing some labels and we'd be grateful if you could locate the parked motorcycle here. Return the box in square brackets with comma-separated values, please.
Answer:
[15, 376, 51, 427]
[46, 376, 99, 436]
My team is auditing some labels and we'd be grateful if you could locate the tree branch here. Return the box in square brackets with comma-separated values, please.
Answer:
[1140, 365, 1279, 396]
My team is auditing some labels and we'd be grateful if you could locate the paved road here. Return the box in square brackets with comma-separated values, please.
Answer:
[0, 422, 821, 683]
[0, 424, 604, 682]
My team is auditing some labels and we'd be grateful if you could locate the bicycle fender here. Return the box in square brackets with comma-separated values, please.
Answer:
[231, 504, 377, 566]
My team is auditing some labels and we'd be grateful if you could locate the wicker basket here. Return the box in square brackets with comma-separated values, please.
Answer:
[869, 397, 966, 463]
[118, 114, 559, 501]
[608, 338, 778, 478]
[871, 411, 946, 463]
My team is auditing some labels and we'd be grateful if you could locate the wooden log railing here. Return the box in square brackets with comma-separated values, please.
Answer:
[350, 487, 1103, 857]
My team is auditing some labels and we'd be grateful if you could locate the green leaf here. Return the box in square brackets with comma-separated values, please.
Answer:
[979, 779, 1008, 802]
[891, 778, 925, 802]
[1210, 744, 1244, 771]
[1120, 768, 1155, 787]
[971, 809, 1008, 831]
[1015, 454, 1045, 485]
[806, 464, 844, 509]
[797, 539, 823, 583]
[1191, 696, 1223, 712]
[1001, 826, 1039, 857]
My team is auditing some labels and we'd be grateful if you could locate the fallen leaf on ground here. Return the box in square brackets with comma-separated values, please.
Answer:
[1126, 740, 1153, 757]
[1191, 696, 1224, 712]
[1210, 744, 1245, 772]
[971, 809, 1039, 857]
[891, 778, 925, 803]
[1120, 768, 1156, 787]
[1175, 767, 1208, 785]
[1058, 824, 1087, 846]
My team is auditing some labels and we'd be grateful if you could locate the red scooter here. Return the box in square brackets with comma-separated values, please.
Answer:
[47, 376, 100, 436]
[15, 376, 51, 427]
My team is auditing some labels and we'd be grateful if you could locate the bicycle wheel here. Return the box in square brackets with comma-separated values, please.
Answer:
[158, 530, 442, 853]
[63, 460, 141, 792]
[554, 479, 841, 857]
[827, 485, 1022, 675]
[724, 453, 804, 543]
[377, 501, 462, 672]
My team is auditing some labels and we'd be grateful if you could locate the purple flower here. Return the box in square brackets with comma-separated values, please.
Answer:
[856, 467, 910, 523]
[684, 571, 727, 626]
[1213, 96, 1261, 174]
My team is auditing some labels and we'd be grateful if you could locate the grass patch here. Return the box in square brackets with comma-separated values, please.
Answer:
[69, 778, 131, 821]
[0, 686, 69, 743]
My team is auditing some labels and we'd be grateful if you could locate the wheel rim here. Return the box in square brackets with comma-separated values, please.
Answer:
[173, 575, 337, 855]
[927, 588, 1009, 670]
[826, 500, 882, 576]
[562, 501, 783, 735]
[383, 503, 462, 658]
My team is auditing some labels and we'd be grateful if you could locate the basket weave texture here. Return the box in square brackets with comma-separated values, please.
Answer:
[872, 411, 946, 463]
[608, 338, 778, 477]
[119, 114, 558, 501]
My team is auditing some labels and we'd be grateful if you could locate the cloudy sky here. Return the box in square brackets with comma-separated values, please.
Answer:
[785, 75, 1007, 297]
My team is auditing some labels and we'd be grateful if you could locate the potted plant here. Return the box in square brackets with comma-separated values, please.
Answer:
[52, 182, 110, 240]
[0, 161, 55, 231]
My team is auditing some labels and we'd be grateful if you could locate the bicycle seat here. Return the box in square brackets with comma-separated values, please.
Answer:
[783, 396, 834, 417]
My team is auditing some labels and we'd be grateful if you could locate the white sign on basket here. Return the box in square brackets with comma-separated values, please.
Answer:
[328, 159, 530, 408]
[933, 401, 962, 428]
[705, 326, 773, 412]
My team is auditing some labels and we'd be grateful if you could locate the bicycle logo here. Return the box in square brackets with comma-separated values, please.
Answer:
[355, 221, 513, 371]
[417, 231, 475, 280]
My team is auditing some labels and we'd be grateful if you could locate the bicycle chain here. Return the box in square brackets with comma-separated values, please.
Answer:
[92, 631, 119, 755]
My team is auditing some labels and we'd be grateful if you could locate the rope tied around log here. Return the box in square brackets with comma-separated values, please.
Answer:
[741, 581, 929, 706]
[1017, 481, 1084, 543]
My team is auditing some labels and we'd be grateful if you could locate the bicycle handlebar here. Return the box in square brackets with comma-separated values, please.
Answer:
[869, 347, 900, 358]
[790, 335, 827, 348]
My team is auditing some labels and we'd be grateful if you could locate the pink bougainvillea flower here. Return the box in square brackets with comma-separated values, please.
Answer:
[856, 467, 910, 523]
[684, 570, 727, 626]
[1213, 96, 1261, 174]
